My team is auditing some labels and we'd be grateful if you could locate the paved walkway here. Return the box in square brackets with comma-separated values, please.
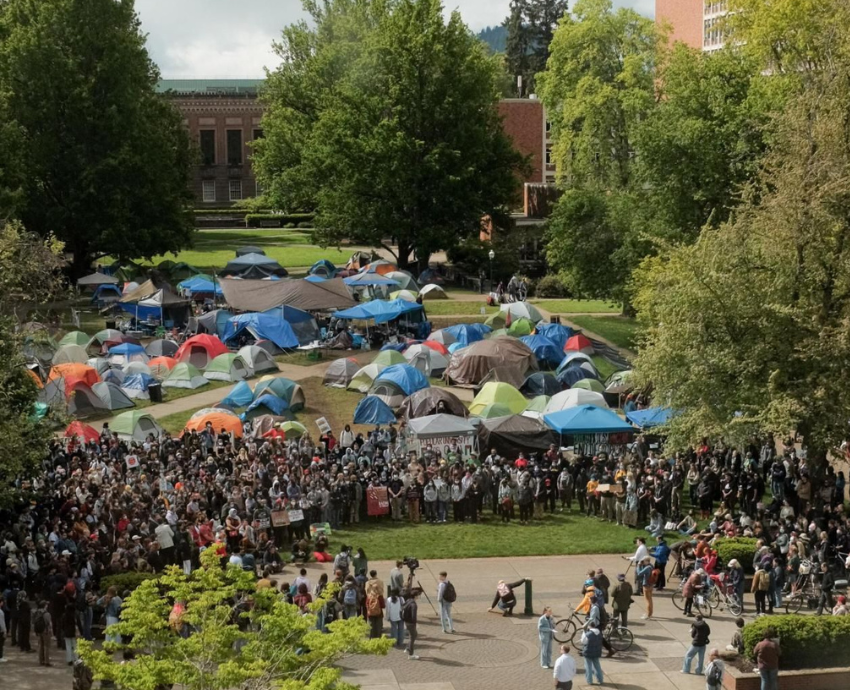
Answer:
[0, 554, 741, 690]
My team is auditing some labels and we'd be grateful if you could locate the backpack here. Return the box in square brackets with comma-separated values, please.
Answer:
[401, 600, 416, 623]
[649, 568, 660, 586]
[758, 571, 770, 591]
[366, 594, 383, 617]
[34, 611, 47, 635]
[707, 661, 723, 685]
[343, 587, 357, 606]
[336, 553, 349, 571]
[442, 581, 457, 603]
[597, 605, 610, 627]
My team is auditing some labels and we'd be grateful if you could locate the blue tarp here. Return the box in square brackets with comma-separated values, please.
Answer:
[626, 406, 676, 429]
[447, 342, 465, 354]
[179, 277, 223, 296]
[304, 274, 327, 282]
[221, 312, 299, 350]
[343, 273, 400, 287]
[444, 323, 492, 346]
[221, 380, 253, 408]
[520, 335, 565, 369]
[536, 323, 574, 351]
[122, 373, 155, 392]
[353, 396, 397, 425]
[334, 299, 424, 324]
[373, 363, 430, 396]
[544, 405, 635, 435]
[241, 394, 290, 419]
[108, 343, 146, 356]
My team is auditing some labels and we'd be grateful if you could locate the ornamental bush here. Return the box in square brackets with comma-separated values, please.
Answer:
[535, 274, 571, 298]
[714, 537, 759, 572]
[100, 571, 157, 594]
[245, 213, 314, 227]
[743, 614, 850, 669]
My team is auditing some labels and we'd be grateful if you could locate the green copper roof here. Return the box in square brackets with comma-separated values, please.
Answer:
[156, 79, 265, 95]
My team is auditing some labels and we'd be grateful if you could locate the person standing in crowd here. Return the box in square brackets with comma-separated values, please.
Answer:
[62, 592, 78, 665]
[624, 538, 649, 595]
[402, 588, 421, 660]
[553, 644, 577, 689]
[682, 614, 710, 675]
[753, 628, 780, 690]
[817, 561, 835, 615]
[0, 597, 6, 664]
[651, 536, 670, 590]
[636, 558, 653, 620]
[99, 587, 122, 644]
[389, 561, 405, 594]
[538, 606, 556, 668]
[611, 574, 633, 628]
[17, 590, 32, 653]
[580, 622, 604, 685]
[386, 589, 405, 649]
[752, 564, 770, 615]
[33, 599, 51, 667]
[682, 568, 705, 618]
[437, 571, 456, 634]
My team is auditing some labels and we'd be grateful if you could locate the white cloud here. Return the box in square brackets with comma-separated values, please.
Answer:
[136, 0, 655, 78]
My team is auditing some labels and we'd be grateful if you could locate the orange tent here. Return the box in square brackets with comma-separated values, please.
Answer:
[26, 369, 44, 388]
[422, 340, 449, 355]
[48, 363, 100, 388]
[149, 356, 177, 379]
[363, 260, 398, 276]
[183, 411, 243, 438]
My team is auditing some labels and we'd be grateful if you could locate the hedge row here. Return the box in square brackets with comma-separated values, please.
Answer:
[743, 614, 850, 669]
[100, 571, 158, 594]
[714, 537, 759, 572]
[245, 213, 314, 227]
[193, 209, 260, 216]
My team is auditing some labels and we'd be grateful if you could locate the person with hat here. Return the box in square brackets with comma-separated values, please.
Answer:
[580, 621, 605, 685]
[611, 574, 634, 628]
[832, 594, 848, 615]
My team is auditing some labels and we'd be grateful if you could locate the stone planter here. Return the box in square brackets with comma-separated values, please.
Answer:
[722, 665, 850, 689]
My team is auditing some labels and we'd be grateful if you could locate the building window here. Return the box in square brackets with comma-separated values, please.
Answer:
[545, 144, 553, 166]
[199, 130, 216, 166]
[227, 129, 243, 166]
[253, 129, 264, 140]
[545, 120, 552, 134]
[229, 179, 243, 201]
[202, 180, 216, 203]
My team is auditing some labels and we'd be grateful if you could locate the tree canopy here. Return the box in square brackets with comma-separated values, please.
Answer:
[0, 0, 194, 279]
[503, 0, 568, 96]
[254, 0, 527, 270]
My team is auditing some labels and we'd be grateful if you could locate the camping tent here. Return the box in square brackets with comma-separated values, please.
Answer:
[419, 284, 448, 300]
[468, 382, 527, 416]
[64, 421, 100, 443]
[399, 388, 468, 419]
[521, 395, 551, 419]
[191, 309, 233, 338]
[221, 312, 299, 350]
[403, 344, 448, 377]
[556, 352, 594, 374]
[108, 343, 149, 366]
[111, 410, 163, 442]
[472, 402, 513, 419]
[323, 358, 359, 389]
[67, 380, 108, 417]
[347, 363, 387, 393]
[384, 271, 418, 291]
[220, 277, 355, 312]
[363, 259, 398, 275]
[572, 378, 605, 393]
[333, 299, 425, 324]
[367, 379, 408, 410]
[428, 329, 457, 346]
[520, 372, 562, 398]
[544, 389, 609, 414]
[184, 408, 244, 437]
[444, 323, 491, 346]
[406, 414, 477, 455]
[221, 380, 254, 408]
[260, 305, 320, 345]
[253, 377, 305, 411]
[353, 396, 397, 425]
[374, 349, 407, 367]
[535, 323, 574, 351]
[373, 364, 430, 396]
[520, 335, 565, 369]
[237, 345, 278, 375]
[221, 253, 288, 279]
[59, 331, 90, 348]
[500, 301, 543, 323]
[77, 271, 118, 287]
[163, 362, 208, 389]
[309, 259, 336, 278]
[121, 373, 156, 399]
[544, 404, 634, 435]
[236, 246, 266, 257]
[565, 334, 594, 355]
[175, 334, 229, 369]
[102, 368, 126, 385]
[145, 339, 179, 358]
[605, 370, 634, 394]
[478, 414, 557, 460]
[625, 406, 676, 429]
[122, 361, 153, 377]
[52, 344, 89, 365]
[135, 290, 191, 327]
[91, 284, 122, 304]
[389, 289, 418, 302]
[507, 318, 536, 337]
[556, 363, 600, 389]
[92, 381, 135, 410]
[49, 363, 100, 388]
[343, 273, 399, 288]
[86, 357, 110, 375]
[444, 337, 538, 386]
[205, 353, 249, 382]
[242, 394, 292, 421]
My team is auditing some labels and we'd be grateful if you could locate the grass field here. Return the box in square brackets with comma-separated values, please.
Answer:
[158, 407, 204, 435]
[429, 315, 489, 330]
[570, 315, 640, 351]
[423, 300, 498, 316]
[331, 512, 649, 560]
[533, 299, 621, 314]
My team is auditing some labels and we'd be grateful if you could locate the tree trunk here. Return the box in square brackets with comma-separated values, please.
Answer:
[69, 244, 93, 283]
[396, 239, 412, 271]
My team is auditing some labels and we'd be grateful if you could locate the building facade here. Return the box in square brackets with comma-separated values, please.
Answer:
[161, 80, 553, 208]
[655, 0, 728, 52]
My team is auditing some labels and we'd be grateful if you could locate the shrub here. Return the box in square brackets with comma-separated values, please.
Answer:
[535, 274, 571, 298]
[284, 222, 296, 228]
[100, 572, 157, 594]
[714, 537, 759, 572]
[245, 213, 314, 228]
[296, 221, 314, 229]
[743, 614, 850, 669]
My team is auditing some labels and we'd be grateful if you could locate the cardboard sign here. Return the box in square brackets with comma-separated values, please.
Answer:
[366, 486, 390, 516]
[270, 510, 290, 527]
[315, 417, 332, 434]
[126, 455, 140, 470]
[287, 509, 304, 523]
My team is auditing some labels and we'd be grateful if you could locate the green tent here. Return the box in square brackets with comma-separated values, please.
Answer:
[163, 362, 209, 389]
[468, 382, 527, 416]
[280, 420, 307, 437]
[485, 312, 506, 329]
[253, 377, 306, 412]
[59, 331, 90, 347]
[572, 378, 605, 393]
[473, 402, 513, 419]
[374, 350, 406, 367]
[111, 410, 163, 442]
[204, 353, 249, 382]
[524, 395, 551, 414]
[507, 317, 535, 337]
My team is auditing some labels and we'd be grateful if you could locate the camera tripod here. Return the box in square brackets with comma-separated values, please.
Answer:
[403, 567, 439, 616]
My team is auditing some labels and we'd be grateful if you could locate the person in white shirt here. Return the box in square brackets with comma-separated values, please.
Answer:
[552, 644, 577, 689]
[385, 590, 405, 649]
[154, 521, 175, 565]
[623, 537, 650, 594]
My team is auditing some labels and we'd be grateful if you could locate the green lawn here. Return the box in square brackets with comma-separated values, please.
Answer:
[158, 407, 204, 435]
[429, 315, 489, 330]
[423, 300, 498, 316]
[151, 244, 352, 272]
[570, 315, 640, 351]
[590, 356, 617, 381]
[533, 299, 621, 314]
[331, 512, 648, 560]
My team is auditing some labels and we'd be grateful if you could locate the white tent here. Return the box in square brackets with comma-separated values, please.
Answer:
[544, 389, 608, 414]
[237, 345, 278, 376]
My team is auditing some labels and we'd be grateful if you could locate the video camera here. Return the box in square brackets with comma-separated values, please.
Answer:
[402, 556, 420, 572]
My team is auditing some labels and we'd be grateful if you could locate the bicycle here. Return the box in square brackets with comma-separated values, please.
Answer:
[552, 605, 583, 644]
[671, 583, 713, 617]
[707, 573, 743, 616]
[570, 618, 635, 652]
[784, 560, 818, 614]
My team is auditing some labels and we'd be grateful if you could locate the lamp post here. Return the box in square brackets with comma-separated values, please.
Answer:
[488, 249, 495, 293]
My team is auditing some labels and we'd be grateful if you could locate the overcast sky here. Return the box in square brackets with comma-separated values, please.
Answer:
[136, 0, 655, 79]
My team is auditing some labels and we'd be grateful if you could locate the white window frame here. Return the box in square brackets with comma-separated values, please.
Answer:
[229, 179, 243, 201]
[202, 179, 216, 203]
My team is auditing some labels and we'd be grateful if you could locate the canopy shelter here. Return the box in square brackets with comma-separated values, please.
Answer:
[399, 387, 468, 420]
[175, 334, 229, 369]
[121, 373, 156, 399]
[520, 372, 562, 398]
[221, 380, 254, 408]
[184, 408, 244, 437]
[221, 312, 299, 350]
[136, 289, 191, 328]
[237, 345, 278, 376]
[92, 381, 135, 411]
[444, 337, 538, 386]
[535, 323, 574, 351]
[478, 414, 558, 461]
[520, 335, 565, 369]
[111, 410, 163, 442]
[145, 339, 179, 358]
[323, 357, 359, 389]
[543, 404, 634, 435]
[373, 363, 430, 396]
[236, 246, 266, 257]
[204, 353, 249, 382]
[220, 277, 355, 312]
[353, 396, 397, 425]
[469, 382, 527, 417]
[333, 298, 425, 324]
[253, 377, 305, 412]
[179, 277, 223, 298]
[221, 253, 288, 279]
[162, 362, 208, 390]
[77, 271, 118, 287]
[626, 406, 677, 429]
[444, 323, 491, 346]
[500, 301, 544, 323]
[406, 414, 477, 456]
[545, 389, 608, 414]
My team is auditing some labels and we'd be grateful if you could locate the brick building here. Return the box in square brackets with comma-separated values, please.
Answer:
[656, 0, 729, 52]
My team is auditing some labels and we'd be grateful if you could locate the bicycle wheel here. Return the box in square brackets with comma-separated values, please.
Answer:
[785, 592, 803, 615]
[694, 596, 713, 618]
[571, 625, 585, 649]
[606, 625, 634, 652]
[708, 586, 721, 609]
[553, 618, 576, 644]
[727, 594, 743, 617]
[671, 589, 685, 611]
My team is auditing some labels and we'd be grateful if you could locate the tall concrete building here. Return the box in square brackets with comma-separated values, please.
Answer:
[656, 0, 728, 52]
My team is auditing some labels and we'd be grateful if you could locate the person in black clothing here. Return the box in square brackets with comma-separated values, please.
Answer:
[17, 591, 32, 653]
[489, 578, 527, 616]
[817, 562, 835, 615]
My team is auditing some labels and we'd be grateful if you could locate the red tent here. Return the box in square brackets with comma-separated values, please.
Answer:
[64, 421, 100, 444]
[565, 334, 594, 355]
[175, 334, 229, 368]
[422, 340, 449, 355]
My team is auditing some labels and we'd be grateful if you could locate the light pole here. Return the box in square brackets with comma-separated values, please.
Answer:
[488, 249, 495, 294]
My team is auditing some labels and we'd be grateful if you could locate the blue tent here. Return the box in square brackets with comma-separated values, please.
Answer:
[520, 335, 565, 369]
[535, 323, 574, 351]
[556, 365, 599, 388]
[91, 284, 122, 303]
[544, 404, 635, 435]
[447, 342, 465, 354]
[444, 323, 492, 346]
[381, 342, 409, 352]
[556, 352, 595, 376]
[309, 259, 336, 278]
[221, 312, 299, 350]
[626, 406, 677, 429]
[334, 299, 424, 324]
[108, 343, 146, 356]
[241, 394, 291, 419]
[122, 373, 155, 393]
[304, 274, 327, 283]
[374, 363, 430, 395]
[343, 273, 400, 287]
[353, 396, 397, 425]
[221, 380, 253, 408]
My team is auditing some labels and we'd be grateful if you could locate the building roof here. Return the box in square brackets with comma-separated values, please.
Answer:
[156, 79, 265, 96]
